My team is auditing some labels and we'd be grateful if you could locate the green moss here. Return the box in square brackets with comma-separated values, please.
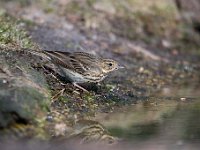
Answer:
[0, 11, 35, 49]
[0, 86, 50, 128]
[15, 86, 50, 118]
[83, 93, 95, 102]
[59, 96, 70, 103]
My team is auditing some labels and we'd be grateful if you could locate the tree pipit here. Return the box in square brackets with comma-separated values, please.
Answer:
[26, 49, 124, 92]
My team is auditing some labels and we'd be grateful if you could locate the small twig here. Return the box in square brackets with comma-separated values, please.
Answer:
[51, 88, 65, 101]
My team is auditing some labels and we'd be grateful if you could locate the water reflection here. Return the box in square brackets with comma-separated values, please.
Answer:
[95, 87, 200, 148]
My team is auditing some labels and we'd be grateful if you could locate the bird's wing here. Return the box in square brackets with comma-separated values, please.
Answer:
[44, 51, 100, 75]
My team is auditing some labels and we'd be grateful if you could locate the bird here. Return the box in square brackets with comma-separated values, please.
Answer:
[25, 49, 124, 92]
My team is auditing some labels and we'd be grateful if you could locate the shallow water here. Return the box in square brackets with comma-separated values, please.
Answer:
[95, 86, 200, 149]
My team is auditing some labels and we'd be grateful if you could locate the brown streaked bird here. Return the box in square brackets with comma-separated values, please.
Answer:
[26, 49, 123, 91]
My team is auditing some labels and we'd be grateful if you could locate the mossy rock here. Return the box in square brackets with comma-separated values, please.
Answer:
[0, 49, 50, 130]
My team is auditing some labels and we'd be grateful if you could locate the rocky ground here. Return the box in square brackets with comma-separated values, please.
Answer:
[0, 0, 200, 149]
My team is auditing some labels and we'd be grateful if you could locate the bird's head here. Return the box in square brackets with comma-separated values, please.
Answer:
[100, 59, 124, 73]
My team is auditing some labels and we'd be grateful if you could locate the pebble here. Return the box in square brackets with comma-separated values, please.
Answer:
[180, 97, 186, 101]
[139, 67, 144, 73]
[2, 79, 7, 83]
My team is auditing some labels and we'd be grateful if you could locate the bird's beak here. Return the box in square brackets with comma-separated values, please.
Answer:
[118, 65, 125, 69]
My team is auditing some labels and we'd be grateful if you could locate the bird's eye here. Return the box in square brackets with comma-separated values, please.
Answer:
[108, 63, 113, 67]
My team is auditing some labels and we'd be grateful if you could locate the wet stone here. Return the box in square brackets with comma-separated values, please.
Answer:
[0, 49, 50, 137]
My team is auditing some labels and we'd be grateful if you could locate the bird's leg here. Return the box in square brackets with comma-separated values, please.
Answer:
[48, 71, 67, 100]
[48, 72, 58, 80]
[73, 82, 89, 93]
[50, 74, 69, 101]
